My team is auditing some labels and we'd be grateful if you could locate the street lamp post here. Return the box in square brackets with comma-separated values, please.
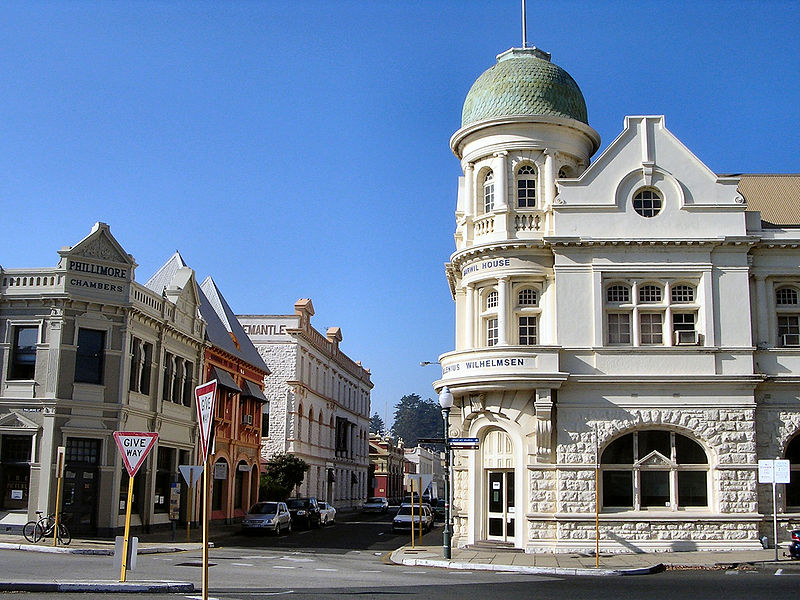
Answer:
[438, 386, 454, 560]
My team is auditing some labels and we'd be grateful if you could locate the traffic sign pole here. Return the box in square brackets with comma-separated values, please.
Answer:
[195, 380, 217, 600]
[120, 475, 134, 582]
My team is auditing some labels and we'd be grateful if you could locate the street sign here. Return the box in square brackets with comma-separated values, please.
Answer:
[759, 459, 791, 484]
[113, 432, 159, 477]
[417, 437, 446, 445]
[449, 437, 479, 449]
[179, 465, 204, 487]
[195, 380, 218, 463]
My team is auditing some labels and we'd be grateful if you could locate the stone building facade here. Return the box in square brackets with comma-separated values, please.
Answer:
[0, 223, 204, 535]
[239, 300, 372, 509]
[369, 434, 406, 504]
[434, 46, 800, 553]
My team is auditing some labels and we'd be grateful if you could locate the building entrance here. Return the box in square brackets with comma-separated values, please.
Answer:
[486, 470, 515, 541]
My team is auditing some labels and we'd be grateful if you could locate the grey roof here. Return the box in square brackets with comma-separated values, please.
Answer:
[144, 251, 187, 294]
[210, 365, 242, 393]
[199, 276, 270, 374]
[462, 47, 588, 128]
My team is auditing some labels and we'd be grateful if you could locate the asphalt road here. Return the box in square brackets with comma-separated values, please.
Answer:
[2, 510, 799, 599]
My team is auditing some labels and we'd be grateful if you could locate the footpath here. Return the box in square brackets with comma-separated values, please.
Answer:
[1, 525, 798, 593]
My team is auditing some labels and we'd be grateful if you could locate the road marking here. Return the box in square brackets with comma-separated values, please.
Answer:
[450, 571, 473, 574]
[315, 568, 338, 571]
[233, 562, 254, 567]
[273, 565, 297, 569]
[359, 570, 381, 573]
[403, 570, 428, 574]
[281, 556, 315, 562]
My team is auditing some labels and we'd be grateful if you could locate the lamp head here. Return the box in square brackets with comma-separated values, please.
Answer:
[438, 386, 454, 409]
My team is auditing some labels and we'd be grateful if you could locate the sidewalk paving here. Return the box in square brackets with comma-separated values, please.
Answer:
[391, 543, 799, 577]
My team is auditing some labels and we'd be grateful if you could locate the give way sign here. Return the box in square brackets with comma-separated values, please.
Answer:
[195, 379, 218, 463]
[113, 432, 159, 477]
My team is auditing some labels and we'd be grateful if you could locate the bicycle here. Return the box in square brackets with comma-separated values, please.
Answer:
[22, 511, 71, 545]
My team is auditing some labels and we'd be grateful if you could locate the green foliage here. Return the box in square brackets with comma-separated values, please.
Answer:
[369, 413, 386, 434]
[259, 453, 309, 500]
[390, 393, 443, 447]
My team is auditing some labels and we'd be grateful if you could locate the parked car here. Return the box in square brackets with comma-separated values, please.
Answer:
[362, 497, 389, 513]
[789, 529, 800, 559]
[241, 501, 292, 535]
[432, 499, 446, 521]
[286, 497, 321, 529]
[392, 503, 434, 533]
[318, 502, 336, 526]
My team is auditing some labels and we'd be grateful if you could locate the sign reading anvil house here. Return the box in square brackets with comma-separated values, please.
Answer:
[113, 432, 159, 477]
[195, 380, 218, 463]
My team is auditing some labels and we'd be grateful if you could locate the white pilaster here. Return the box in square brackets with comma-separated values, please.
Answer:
[497, 277, 510, 346]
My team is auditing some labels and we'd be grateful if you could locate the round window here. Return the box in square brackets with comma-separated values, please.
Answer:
[632, 189, 662, 218]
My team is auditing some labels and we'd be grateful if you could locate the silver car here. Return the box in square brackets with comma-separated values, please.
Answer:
[241, 501, 292, 535]
[318, 501, 336, 526]
[392, 503, 433, 533]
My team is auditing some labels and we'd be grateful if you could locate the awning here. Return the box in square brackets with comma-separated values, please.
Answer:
[211, 366, 242, 393]
[241, 380, 268, 404]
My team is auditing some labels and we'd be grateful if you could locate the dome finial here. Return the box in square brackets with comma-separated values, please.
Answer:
[521, 0, 527, 48]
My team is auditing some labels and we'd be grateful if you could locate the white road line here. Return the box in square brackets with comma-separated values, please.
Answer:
[273, 565, 297, 569]
[281, 556, 315, 562]
[403, 570, 428, 574]
[232, 562, 254, 566]
[359, 570, 382, 573]
[315, 568, 338, 571]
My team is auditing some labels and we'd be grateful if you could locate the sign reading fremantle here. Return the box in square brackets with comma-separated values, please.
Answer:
[67, 259, 129, 294]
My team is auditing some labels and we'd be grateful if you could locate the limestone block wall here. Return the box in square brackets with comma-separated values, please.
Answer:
[255, 343, 296, 458]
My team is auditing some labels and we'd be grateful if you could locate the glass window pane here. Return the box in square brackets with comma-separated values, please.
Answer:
[638, 430, 670, 459]
[678, 471, 707, 507]
[640, 471, 670, 507]
[75, 328, 105, 384]
[602, 470, 633, 508]
[601, 433, 634, 464]
[675, 435, 708, 464]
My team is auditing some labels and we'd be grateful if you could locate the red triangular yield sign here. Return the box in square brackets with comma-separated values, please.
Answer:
[195, 380, 218, 463]
[113, 431, 159, 477]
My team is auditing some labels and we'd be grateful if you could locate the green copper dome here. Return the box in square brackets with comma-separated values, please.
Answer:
[461, 47, 588, 128]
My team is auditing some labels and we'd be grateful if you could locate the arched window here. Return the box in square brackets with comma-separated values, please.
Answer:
[297, 404, 303, 439]
[633, 188, 663, 217]
[516, 164, 536, 208]
[601, 430, 708, 511]
[776, 286, 800, 346]
[639, 285, 663, 303]
[486, 290, 498, 310]
[483, 171, 495, 212]
[518, 289, 537, 306]
[787, 435, 800, 509]
[606, 284, 630, 304]
[671, 284, 695, 303]
[515, 287, 540, 345]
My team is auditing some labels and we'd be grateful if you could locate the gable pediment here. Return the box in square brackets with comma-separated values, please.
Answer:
[635, 450, 674, 468]
[57, 222, 137, 277]
[0, 410, 41, 431]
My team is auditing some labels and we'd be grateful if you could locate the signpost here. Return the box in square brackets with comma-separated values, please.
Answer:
[112, 431, 158, 582]
[758, 458, 791, 561]
[448, 437, 480, 450]
[179, 465, 203, 542]
[195, 380, 217, 600]
[53, 446, 65, 548]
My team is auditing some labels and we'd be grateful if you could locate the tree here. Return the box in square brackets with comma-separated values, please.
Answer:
[259, 453, 309, 500]
[390, 393, 443, 447]
[369, 413, 386, 434]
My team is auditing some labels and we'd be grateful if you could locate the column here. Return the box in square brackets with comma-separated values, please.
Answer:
[465, 283, 475, 348]
[493, 152, 508, 210]
[544, 151, 555, 208]
[631, 281, 640, 346]
[664, 282, 673, 347]
[755, 275, 769, 346]
[464, 163, 474, 218]
[497, 277, 510, 346]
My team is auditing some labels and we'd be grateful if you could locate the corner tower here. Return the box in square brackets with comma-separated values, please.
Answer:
[438, 45, 599, 549]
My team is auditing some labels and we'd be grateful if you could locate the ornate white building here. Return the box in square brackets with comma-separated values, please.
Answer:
[435, 46, 800, 553]
[238, 300, 372, 509]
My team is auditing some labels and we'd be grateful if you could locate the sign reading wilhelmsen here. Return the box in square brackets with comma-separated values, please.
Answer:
[443, 357, 527, 374]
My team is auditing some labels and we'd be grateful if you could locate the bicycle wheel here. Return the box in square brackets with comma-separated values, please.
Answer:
[22, 521, 42, 543]
[57, 523, 71, 546]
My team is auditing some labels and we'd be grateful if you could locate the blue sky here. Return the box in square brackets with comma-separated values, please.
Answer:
[2, 1, 798, 427]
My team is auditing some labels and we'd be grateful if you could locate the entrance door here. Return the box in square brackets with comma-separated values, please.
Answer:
[486, 470, 514, 541]
[62, 438, 101, 534]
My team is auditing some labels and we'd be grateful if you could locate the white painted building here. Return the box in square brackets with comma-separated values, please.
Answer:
[238, 300, 372, 509]
[435, 46, 800, 553]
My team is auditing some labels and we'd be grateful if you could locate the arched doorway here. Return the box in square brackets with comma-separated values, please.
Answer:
[482, 428, 514, 542]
